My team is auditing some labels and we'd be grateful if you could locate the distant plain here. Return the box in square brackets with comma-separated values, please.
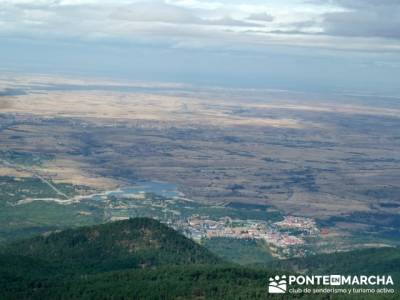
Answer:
[1, 73, 400, 251]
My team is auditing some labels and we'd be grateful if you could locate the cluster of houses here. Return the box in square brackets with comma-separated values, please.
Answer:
[173, 214, 319, 249]
[275, 216, 319, 234]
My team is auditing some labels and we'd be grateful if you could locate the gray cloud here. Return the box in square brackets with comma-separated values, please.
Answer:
[110, 2, 200, 24]
[206, 17, 262, 27]
[326, 0, 400, 9]
[311, 0, 400, 39]
[111, 2, 260, 27]
[0, 0, 399, 53]
[323, 10, 400, 39]
[247, 12, 274, 22]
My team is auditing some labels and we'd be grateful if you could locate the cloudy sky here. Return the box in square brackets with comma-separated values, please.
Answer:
[1, 0, 400, 95]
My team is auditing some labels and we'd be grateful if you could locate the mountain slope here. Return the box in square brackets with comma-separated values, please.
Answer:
[266, 247, 400, 277]
[0, 218, 281, 300]
[0, 218, 398, 300]
[1, 218, 221, 272]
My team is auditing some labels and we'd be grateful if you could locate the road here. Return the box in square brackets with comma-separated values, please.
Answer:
[0, 158, 69, 199]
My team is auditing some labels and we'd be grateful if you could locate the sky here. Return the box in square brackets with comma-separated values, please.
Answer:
[1, 0, 400, 95]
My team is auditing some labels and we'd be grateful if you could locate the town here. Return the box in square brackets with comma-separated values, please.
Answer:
[101, 189, 321, 258]
[169, 214, 320, 258]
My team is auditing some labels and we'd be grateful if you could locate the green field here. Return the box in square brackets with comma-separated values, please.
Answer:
[0, 176, 103, 243]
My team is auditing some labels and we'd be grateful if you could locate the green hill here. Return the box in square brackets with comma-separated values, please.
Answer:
[2, 218, 220, 272]
[0, 218, 280, 300]
[0, 218, 398, 299]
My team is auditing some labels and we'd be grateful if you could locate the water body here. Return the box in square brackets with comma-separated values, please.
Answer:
[16, 180, 182, 205]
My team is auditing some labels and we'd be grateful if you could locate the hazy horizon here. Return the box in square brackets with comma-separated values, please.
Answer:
[1, 0, 400, 96]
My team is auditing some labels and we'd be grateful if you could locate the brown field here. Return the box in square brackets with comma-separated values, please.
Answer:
[1, 74, 400, 239]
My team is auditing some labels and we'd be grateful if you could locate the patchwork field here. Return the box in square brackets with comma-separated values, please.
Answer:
[1, 73, 400, 255]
